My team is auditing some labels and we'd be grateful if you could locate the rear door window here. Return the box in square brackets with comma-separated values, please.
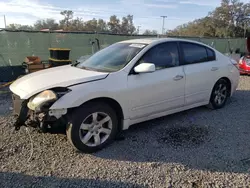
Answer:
[181, 42, 212, 65]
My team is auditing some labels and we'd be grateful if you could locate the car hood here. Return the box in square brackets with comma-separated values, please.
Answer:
[10, 65, 109, 99]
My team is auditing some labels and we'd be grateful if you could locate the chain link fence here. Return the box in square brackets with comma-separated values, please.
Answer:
[0, 30, 247, 81]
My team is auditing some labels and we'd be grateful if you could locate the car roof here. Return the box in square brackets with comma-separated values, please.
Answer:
[119, 37, 210, 47]
[118, 38, 163, 44]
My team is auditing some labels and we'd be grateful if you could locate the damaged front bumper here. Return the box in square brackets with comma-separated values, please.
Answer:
[13, 98, 29, 131]
[12, 93, 68, 132]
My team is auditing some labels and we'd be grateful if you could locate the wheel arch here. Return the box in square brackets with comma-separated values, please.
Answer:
[74, 97, 125, 131]
[209, 76, 232, 102]
[207, 77, 232, 109]
[217, 77, 232, 96]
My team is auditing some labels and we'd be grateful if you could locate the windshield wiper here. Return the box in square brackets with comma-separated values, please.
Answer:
[71, 60, 96, 71]
[81, 66, 94, 70]
[72, 61, 110, 72]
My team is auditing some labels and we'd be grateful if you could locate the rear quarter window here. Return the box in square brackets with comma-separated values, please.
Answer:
[206, 47, 216, 61]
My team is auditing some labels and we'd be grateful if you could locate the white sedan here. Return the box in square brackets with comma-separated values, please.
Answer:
[10, 38, 240, 152]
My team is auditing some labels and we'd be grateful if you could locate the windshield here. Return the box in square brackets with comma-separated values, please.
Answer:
[76, 43, 147, 72]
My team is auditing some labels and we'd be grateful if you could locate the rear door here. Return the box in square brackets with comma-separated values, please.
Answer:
[180, 42, 219, 106]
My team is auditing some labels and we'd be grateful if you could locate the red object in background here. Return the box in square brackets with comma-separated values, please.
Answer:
[238, 37, 250, 75]
[238, 55, 250, 75]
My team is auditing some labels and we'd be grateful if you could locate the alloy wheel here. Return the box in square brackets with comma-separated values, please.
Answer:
[214, 83, 227, 105]
[79, 112, 112, 147]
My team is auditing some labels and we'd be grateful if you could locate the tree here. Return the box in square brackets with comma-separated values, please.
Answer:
[143, 29, 158, 35]
[121, 16, 129, 34]
[7, 24, 33, 30]
[108, 15, 121, 34]
[120, 15, 136, 34]
[167, 0, 250, 37]
[7, 10, 139, 34]
[70, 17, 84, 31]
[60, 10, 74, 30]
[167, 17, 218, 37]
[34, 19, 59, 30]
[84, 18, 98, 31]
[126, 15, 136, 34]
[97, 19, 108, 32]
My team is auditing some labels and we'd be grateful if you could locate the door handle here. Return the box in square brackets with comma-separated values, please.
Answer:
[173, 75, 184, 81]
[211, 67, 219, 71]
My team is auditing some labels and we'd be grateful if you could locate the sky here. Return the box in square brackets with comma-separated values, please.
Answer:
[0, 0, 249, 33]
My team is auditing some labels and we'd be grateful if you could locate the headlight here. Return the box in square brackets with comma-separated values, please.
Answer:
[28, 90, 57, 111]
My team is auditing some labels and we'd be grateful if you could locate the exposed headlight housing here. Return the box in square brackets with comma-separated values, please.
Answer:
[28, 90, 57, 111]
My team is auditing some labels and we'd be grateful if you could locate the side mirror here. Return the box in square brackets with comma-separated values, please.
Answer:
[134, 63, 155, 73]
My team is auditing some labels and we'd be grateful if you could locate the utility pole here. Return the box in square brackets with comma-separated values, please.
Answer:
[3, 15, 6, 28]
[161, 16, 167, 35]
[137, 26, 141, 34]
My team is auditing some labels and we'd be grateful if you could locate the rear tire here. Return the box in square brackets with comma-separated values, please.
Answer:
[208, 79, 230, 109]
[66, 102, 118, 153]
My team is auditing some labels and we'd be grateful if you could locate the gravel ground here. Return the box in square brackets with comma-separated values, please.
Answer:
[1, 77, 250, 188]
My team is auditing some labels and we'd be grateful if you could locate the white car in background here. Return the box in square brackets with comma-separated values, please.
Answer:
[10, 38, 240, 153]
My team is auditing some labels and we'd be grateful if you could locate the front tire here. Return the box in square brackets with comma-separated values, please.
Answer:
[66, 102, 118, 153]
[208, 79, 230, 109]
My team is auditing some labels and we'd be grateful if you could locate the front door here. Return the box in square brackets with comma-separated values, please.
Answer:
[127, 42, 185, 120]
